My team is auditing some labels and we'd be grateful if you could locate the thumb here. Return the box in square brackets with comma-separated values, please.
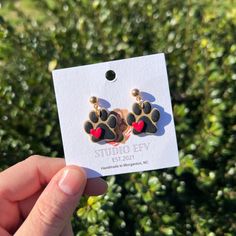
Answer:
[15, 166, 87, 236]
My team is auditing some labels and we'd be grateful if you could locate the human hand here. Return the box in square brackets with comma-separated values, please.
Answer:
[0, 155, 107, 236]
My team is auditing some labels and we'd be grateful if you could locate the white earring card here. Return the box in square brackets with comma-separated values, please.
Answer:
[52, 53, 179, 178]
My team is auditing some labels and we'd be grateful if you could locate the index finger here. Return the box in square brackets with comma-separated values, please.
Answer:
[0, 155, 65, 201]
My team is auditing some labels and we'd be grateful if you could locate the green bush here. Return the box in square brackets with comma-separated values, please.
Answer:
[0, 0, 235, 235]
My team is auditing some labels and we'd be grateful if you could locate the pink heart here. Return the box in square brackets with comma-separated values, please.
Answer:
[90, 127, 102, 139]
[132, 120, 144, 132]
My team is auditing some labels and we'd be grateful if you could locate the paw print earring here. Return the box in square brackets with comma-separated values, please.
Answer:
[126, 89, 160, 135]
[84, 96, 118, 143]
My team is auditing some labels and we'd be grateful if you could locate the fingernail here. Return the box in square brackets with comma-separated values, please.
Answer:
[58, 168, 86, 195]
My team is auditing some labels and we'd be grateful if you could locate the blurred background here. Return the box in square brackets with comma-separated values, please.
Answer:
[0, 0, 236, 235]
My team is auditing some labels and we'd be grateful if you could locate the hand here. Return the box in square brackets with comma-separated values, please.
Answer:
[0, 155, 107, 236]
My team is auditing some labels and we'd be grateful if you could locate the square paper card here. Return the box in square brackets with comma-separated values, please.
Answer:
[52, 53, 179, 178]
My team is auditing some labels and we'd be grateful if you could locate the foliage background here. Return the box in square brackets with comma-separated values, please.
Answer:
[0, 0, 236, 235]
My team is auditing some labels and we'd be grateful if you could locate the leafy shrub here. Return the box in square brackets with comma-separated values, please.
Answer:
[0, 0, 235, 235]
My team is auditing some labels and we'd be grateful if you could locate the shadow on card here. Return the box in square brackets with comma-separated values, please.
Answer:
[83, 167, 102, 178]
[140, 91, 156, 102]
[98, 98, 111, 109]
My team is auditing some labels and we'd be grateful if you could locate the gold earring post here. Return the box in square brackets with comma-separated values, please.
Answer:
[132, 89, 144, 108]
[90, 96, 100, 117]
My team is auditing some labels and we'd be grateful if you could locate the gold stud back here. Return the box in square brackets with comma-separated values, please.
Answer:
[132, 89, 140, 97]
[90, 96, 98, 104]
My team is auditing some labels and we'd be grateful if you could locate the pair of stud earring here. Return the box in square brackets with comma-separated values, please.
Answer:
[84, 89, 160, 143]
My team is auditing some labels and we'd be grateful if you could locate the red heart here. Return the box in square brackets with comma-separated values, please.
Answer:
[90, 127, 102, 139]
[132, 120, 144, 132]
